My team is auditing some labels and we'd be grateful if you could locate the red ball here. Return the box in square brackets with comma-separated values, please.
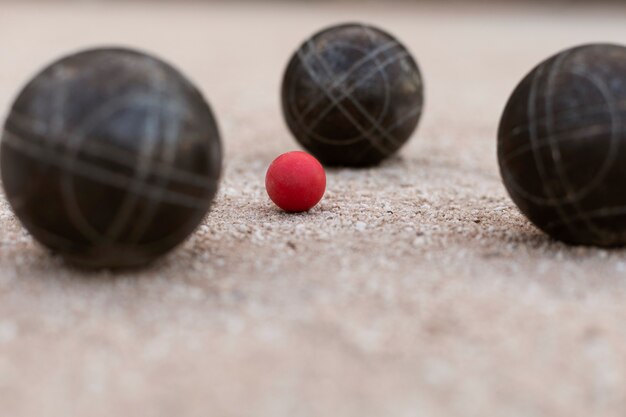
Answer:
[265, 151, 326, 212]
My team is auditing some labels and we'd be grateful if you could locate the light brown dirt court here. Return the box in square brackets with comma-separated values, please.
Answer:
[1, 2, 626, 416]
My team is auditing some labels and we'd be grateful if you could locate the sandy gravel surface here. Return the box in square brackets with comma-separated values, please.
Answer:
[1, 2, 626, 416]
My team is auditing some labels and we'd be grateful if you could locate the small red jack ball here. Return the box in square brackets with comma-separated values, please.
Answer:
[265, 151, 326, 213]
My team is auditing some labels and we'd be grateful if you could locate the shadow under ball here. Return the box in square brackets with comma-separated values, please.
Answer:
[1, 48, 222, 268]
[498, 43, 626, 246]
[282, 23, 424, 167]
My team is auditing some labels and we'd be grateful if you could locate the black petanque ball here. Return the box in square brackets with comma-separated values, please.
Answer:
[1, 47, 222, 268]
[498, 43, 626, 246]
[281, 23, 424, 167]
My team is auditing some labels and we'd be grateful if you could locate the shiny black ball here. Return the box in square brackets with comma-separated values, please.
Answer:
[1, 48, 222, 267]
[282, 23, 424, 167]
[498, 43, 626, 246]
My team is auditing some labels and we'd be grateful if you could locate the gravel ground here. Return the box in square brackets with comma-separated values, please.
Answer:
[1, 2, 626, 416]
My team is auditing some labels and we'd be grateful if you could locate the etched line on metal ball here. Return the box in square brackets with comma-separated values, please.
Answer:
[501, 53, 621, 207]
[100, 62, 182, 243]
[294, 43, 388, 150]
[524, 55, 580, 238]
[501, 48, 622, 242]
[546, 205, 626, 229]
[296, 41, 394, 147]
[62, 88, 201, 243]
[287, 24, 421, 152]
[295, 43, 401, 155]
[7, 107, 214, 189]
[504, 100, 626, 139]
[0, 48, 222, 266]
[311, 37, 394, 148]
[543, 54, 621, 240]
[294, 39, 402, 122]
[348, 24, 421, 163]
[503, 122, 625, 163]
[282, 24, 423, 166]
[1, 130, 210, 210]
[298, 48, 421, 146]
[102, 96, 162, 242]
[128, 98, 183, 244]
[498, 43, 626, 245]
[2, 81, 211, 244]
[296, 42, 415, 146]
